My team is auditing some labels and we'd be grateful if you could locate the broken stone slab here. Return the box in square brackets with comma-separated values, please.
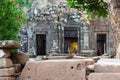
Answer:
[0, 49, 10, 58]
[11, 52, 29, 65]
[0, 67, 15, 77]
[94, 59, 120, 73]
[88, 73, 120, 80]
[0, 58, 13, 68]
[0, 77, 15, 80]
[19, 59, 87, 80]
[0, 40, 21, 49]
[86, 65, 95, 71]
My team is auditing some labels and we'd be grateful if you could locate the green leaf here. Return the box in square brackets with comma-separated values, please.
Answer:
[67, 0, 108, 19]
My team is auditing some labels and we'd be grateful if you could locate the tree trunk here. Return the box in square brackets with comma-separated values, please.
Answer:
[109, 0, 120, 58]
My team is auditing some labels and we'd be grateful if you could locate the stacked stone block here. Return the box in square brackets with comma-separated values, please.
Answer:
[88, 59, 120, 80]
[0, 40, 21, 80]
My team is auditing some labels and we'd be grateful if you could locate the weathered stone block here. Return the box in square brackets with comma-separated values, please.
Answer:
[0, 77, 15, 80]
[86, 64, 95, 75]
[94, 59, 120, 72]
[14, 64, 22, 73]
[0, 67, 15, 77]
[95, 64, 120, 73]
[19, 59, 87, 80]
[88, 73, 120, 80]
[0, 49, 10, 58]
[11, 52, 29, 64]
[86, 65, 95, 71]
[0, 58, 13, 68]
[0, 40, 21, 49]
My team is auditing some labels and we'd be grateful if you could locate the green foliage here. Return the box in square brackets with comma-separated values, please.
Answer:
[67, 0, 108, 19]
[0, 0, 31, 41]
[18, 0, 31, 7]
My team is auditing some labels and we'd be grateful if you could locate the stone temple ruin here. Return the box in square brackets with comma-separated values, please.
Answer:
[0, 0, 120, 80]
[19, 0, 115, 57]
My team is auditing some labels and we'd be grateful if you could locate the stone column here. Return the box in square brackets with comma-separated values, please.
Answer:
[78, 25, 81, 54]
[61, 26, 64, 53]
[94, 32, 97, 56]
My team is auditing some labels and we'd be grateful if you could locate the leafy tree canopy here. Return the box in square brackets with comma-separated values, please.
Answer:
[0, 0, 31, 41]
[67, 0, 108, 19]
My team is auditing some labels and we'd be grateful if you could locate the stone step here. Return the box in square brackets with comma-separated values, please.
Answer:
[0, 67, 15, 77]
[88, 73, 120, 80]
[0, 49, 10, 58]
[0, 58, 13, 68]
[95, 63, 120, 73]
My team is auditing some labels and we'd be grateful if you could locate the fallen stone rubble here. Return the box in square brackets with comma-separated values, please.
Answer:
[0, 40, 118, 80]
[0, 40, 29, 80]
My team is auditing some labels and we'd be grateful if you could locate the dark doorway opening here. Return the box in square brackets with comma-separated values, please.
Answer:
[36, 34, 46, 55]
[64, 27, 78, 53]
[97, 34, 106, 56]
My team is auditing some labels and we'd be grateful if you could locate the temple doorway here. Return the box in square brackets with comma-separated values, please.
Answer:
[97, 34, 106, 56]
[64, 27, 78, 54]
[36, 34, 46, 55]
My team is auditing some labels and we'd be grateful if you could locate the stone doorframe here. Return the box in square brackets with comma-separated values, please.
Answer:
[95, 32, 110, 55]
[35, 32, 48, 56]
